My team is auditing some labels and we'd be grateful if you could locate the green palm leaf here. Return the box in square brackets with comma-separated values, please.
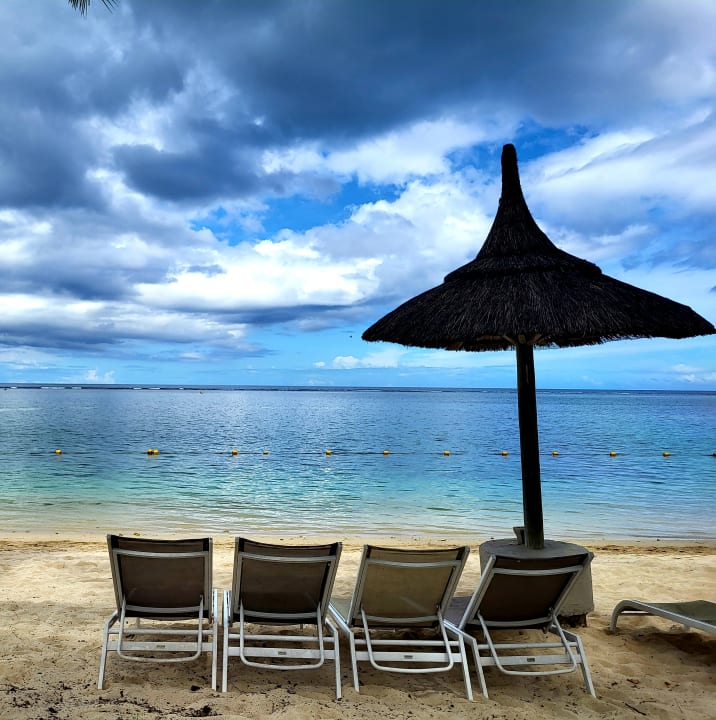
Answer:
[68, 0, 118, 15]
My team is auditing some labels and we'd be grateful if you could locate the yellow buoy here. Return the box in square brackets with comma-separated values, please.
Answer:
[662, 451, 671, 457]
[501, 450, 508, 456]
[325, 449, 332, 456]
[383, 449, 389, 455]
[609, 451, 617, 457]
[443, 450, 450, 456]
[263, 450, 269, 455]
[146, 448, 154, 455]
[231, 449, 238, 456]
[153, 448, 159, 455]
[55, 449, 62, 455]
[552, 451, 559, 456]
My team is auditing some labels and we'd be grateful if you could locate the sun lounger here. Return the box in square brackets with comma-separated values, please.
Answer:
[328, 544, 473, 700]
[98, 535, 218, 690]
[610, 599, 716, 634]
[222, 538, 342, 698]
[445, 549, 595, 699]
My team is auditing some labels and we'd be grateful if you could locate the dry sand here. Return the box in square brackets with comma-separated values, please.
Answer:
[1, 534, 714, 719]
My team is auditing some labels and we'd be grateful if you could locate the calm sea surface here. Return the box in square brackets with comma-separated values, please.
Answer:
[0, 386, 714, 540]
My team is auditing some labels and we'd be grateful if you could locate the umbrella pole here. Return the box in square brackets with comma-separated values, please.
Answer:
[516, 342, 545, 549]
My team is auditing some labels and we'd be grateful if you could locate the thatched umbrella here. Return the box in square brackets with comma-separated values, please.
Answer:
[363, 144, 715, 550]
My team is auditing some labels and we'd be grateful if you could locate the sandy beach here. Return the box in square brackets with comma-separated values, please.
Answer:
[1, 534, 714, 720]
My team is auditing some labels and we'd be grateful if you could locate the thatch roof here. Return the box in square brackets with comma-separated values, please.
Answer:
[363, 144, 715, 350]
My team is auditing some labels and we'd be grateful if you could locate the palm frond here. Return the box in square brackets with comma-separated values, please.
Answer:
[68, 0, 118, 16]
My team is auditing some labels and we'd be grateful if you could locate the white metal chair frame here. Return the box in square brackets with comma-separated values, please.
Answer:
[329, 549, 473, 701]
[98, 542, 218, 690]
[222, 545, 342, 698]
[610, 599, 716, 635]
[445, 553, 595, 699]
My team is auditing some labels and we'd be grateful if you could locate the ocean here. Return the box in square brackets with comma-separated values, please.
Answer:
[0, 386, 714, 540]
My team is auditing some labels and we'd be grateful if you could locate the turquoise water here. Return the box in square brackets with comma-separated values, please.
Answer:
[0, 386, 714, 540]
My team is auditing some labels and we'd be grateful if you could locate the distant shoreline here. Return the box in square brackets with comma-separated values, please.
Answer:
[1, 383, 715, 395]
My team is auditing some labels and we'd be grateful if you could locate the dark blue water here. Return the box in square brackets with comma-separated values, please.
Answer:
[0, 386, 714, 539]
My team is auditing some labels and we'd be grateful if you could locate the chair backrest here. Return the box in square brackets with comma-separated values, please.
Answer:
[459, 551, 591, 629]
[107, 535, 212, 619]
[230, 538, 342, 625]
[346, 545, 470, 628]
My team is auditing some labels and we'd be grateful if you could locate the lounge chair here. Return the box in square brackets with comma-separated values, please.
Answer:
[610, 599, 716, 635]
[98, 535, 218, 690]
[445, 549, 595, 699]
[222, 538, 342, 698]
[328, 544, 473, 700]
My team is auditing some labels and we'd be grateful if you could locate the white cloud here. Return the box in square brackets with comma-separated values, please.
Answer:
[670, 363, 716, 384]
[2, 0, 716, 388]
[84, 369, 115, 383]
[263, 117, 510, 185]
[325, 119, 493, 184]
[525, 116, 716, 237]
[330, 347, 404, 369]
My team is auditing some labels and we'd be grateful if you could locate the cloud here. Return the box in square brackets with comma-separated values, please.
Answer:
[0, 0, 715, 386]
[670, 363, 716, 384]
[330, 348, 404, 370]
[84, 369, 116, 383]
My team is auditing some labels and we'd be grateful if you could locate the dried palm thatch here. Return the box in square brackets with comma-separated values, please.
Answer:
[363, 144, 715, 549]
[364, 144, 714, 351]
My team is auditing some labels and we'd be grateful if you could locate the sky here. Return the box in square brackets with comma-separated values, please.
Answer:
[1, 0, 715, 390]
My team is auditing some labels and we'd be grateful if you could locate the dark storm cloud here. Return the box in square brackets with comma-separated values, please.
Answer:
[111, 141, 290, 202]
[0, 111, 97, 209]
[0, 3, 185, 210]
[214, 303, 350, 327]
[75, 0, 699, 205]
[170, 0, 708, 131]
[1, 0, 714, 372]
[131, 0, 632, 138]
[3, 0, 709, 209]
[0, 206, 196, 303]
[0, 317, 121, 350]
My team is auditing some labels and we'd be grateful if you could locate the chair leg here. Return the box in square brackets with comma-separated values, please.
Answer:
[456, 634, 473, 701]
[348, 632, 360, 692]
[98, 611, 118, 690]
[565, 630, 596, 697]
[98, 634, 109, 690]
[209, 589, 218, 691]
[222, 590, 231, 692]
[468, 636, 489, 699]
[329, 620, 342, 700]
[211, 617, 218, 688]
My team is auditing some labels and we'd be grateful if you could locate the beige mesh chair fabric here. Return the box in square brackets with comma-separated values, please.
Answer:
[610, 600, 716, 635]
[222, 538, 342, 698]
[328, 545, 473, 700]
[98, 535, 218, 690]
[444, 550, 595, 699]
